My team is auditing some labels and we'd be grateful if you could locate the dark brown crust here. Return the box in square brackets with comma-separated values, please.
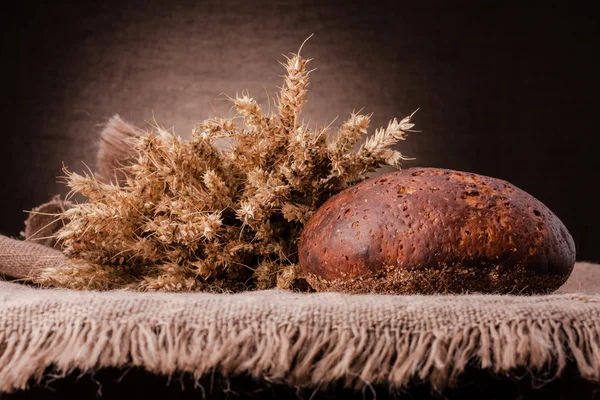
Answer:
[299, 168, 576, 294]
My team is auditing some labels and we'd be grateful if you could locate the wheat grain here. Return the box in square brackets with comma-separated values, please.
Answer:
[39, 42, 418, 291]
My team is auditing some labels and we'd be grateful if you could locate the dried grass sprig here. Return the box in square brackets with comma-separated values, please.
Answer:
[39, 42, 418, 291]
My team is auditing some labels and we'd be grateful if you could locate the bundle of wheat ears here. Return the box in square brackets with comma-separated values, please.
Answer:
[38, 42, 417, 292]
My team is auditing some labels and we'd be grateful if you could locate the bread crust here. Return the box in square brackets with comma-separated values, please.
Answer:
[299, 168, 576, 294]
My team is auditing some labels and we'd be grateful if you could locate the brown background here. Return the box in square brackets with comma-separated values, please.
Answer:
[1, 1, 598, 261]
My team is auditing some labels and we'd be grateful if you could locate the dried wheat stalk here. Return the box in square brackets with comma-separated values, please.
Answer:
[37, 44, 417, 292]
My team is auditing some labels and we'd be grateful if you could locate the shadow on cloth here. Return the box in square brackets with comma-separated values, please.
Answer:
[5, 365, 600, 400]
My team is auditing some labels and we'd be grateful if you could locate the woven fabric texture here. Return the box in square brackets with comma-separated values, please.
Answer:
[0, 235, 68, 280]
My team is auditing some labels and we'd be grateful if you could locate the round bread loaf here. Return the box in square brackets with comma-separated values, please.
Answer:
[299, 168, 576, 294]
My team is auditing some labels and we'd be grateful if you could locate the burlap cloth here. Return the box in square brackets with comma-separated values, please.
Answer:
[1, 235, 600, 394]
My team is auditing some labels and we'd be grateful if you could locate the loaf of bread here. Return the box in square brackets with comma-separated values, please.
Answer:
[299, 168, 576, 294]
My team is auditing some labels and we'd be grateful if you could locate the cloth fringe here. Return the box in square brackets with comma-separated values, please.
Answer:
[1, 281, 600, 393]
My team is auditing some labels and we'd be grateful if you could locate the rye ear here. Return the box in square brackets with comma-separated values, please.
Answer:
[96, 114, 144, 184]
